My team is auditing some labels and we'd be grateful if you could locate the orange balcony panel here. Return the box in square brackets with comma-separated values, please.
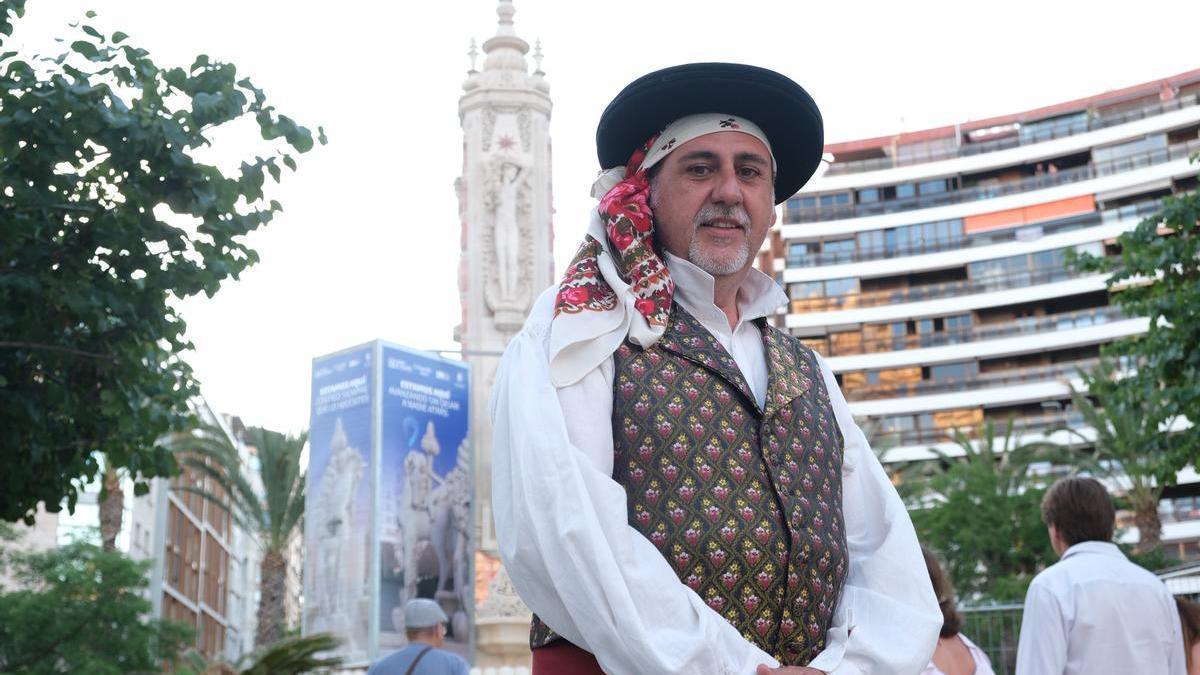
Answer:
[964, 194, 1096, 234]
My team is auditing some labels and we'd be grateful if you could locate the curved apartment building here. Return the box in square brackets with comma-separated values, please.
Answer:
[773, 69, 1200, 484]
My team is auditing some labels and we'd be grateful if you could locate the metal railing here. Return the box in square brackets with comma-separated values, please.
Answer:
[785, 200, 1162, 268]
[879, 411, 1086, 447]
[960, 604, 1024, 675]
[823, 94, 1200, 176]
[791, 263, 1099, 313]
[801, 306, 1127, 358]
[846, 358, 1098, 402]
[791, 137, 1200, 223]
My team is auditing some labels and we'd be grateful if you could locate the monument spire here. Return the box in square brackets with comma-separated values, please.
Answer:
[482, 0, 529, 73]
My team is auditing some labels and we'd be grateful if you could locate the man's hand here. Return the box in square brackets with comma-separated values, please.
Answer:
[756, 665, 826, 675]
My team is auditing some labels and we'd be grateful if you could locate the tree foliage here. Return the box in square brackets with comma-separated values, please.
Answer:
[1066, 359, 1181, 553]
[0, 537, 193, 673]
[172, 424, 308, 646]
[175, 633, 343, 675]
[1070, 166, 1200, 471]
[908, 420, 1064, 602]
[0, 2, 324, 523]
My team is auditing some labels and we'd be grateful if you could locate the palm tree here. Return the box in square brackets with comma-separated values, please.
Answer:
[175, 632, 342, 675]
[97, 461, 123, 551]
[1065, 359, 1180, 553]
[908, 418, 1072, 601]
[172, 424, 309, 647]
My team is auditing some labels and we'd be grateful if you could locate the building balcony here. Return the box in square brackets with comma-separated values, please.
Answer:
[788, 273, 1111, 329]
[871, 410, 1084, 449]
[845, 357, 1098, 402]
[824, 315, 1147, 373]
[823, 94, 1199, 176]
[807, 305, 1126, 358]
[791, 262, 1093, 314]
[784, 200, 1160, 269]
[788, 138, 1200, 224]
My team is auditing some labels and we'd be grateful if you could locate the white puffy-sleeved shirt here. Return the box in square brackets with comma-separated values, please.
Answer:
[490, 255, 940, 675]
[1015, 541, 1186, 675]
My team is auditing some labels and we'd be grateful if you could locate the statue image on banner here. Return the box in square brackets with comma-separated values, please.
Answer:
[310, 417, 367, 637]
[390, 419, 473, 642]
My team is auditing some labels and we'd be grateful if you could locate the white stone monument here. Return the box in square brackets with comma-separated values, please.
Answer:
[456, 0, 552, 669]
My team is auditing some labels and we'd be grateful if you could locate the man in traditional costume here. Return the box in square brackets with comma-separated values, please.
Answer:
[491, 63, 940, 674]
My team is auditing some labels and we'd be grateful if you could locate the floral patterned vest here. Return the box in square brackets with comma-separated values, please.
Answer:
[531, 305, 848, 666]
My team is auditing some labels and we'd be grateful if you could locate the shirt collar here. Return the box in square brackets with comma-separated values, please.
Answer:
[1061, 540, 1125, 561]
[663, 251, 788, 325]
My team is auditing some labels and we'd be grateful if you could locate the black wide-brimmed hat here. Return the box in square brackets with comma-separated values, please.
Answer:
[596, 63, 823, 204]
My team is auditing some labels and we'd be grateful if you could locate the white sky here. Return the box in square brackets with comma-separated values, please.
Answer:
[12, 0, 1198, 433]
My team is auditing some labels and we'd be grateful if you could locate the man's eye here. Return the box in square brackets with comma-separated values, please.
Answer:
[687, 165, 713, 176]
[739, 167, 763, 178]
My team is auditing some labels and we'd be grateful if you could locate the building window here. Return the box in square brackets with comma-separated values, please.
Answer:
[819, 193, 850, 207]
[856, 229, 885, 255]
[919, 178, 948, 195]
[896, 183, 916, 200]
[787, 241, 818, 265]
[789, 282, 824, 300]
[824, 278, 860, 297]
[858, 187, 880, 203]
[1020, 111, 1088, 143]
[945, 314, 972, 332]
[785, 196, 816, 222]
[924, 362, 977, 382]
[823, 239, 855, 264]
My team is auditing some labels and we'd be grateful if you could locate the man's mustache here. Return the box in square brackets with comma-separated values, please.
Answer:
[692, 203, 751, 229]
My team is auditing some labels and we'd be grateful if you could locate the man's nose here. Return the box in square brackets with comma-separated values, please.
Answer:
[710, 168, 743, 205]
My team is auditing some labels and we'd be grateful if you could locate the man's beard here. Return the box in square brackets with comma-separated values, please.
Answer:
[687, 203, 752, 277]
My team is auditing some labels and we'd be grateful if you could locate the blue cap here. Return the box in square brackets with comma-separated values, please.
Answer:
[403, 598, 448, 629]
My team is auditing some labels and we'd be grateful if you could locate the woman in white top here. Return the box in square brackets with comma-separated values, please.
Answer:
[920, 547, 996, 675]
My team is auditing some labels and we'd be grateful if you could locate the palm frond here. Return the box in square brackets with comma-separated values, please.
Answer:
[239, 632, 342, 675]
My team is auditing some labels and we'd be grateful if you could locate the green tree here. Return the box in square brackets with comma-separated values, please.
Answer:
[1065, 359, 1181, 553]
[909, 420, 1064, 602]
[0, 537, 193, 673]
[1069, 165, 1200, 472]
[174, 425, 308, 647]
[0, 2, 325, 523]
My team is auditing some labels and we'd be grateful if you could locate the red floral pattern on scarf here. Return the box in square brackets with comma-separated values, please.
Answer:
[555, 236, 618, 315]
[553, 134, 674, 327]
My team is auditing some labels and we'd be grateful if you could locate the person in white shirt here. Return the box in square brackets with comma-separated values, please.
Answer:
[490, 62, 940, 675]
[1015, 476, 1186, 675]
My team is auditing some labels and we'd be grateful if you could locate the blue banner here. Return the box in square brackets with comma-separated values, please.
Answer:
[378, 344, 472, 655]
[305, 345, 374, 664]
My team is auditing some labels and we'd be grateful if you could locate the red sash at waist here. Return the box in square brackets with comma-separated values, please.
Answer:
[531, 640, 605, 675]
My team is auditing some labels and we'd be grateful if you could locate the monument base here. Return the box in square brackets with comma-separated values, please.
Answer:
[475, 615, 533, 670]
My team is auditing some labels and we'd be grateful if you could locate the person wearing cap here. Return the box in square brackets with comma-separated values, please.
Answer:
[367, 598, 469, 675]
[490, 63, 940, 674]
